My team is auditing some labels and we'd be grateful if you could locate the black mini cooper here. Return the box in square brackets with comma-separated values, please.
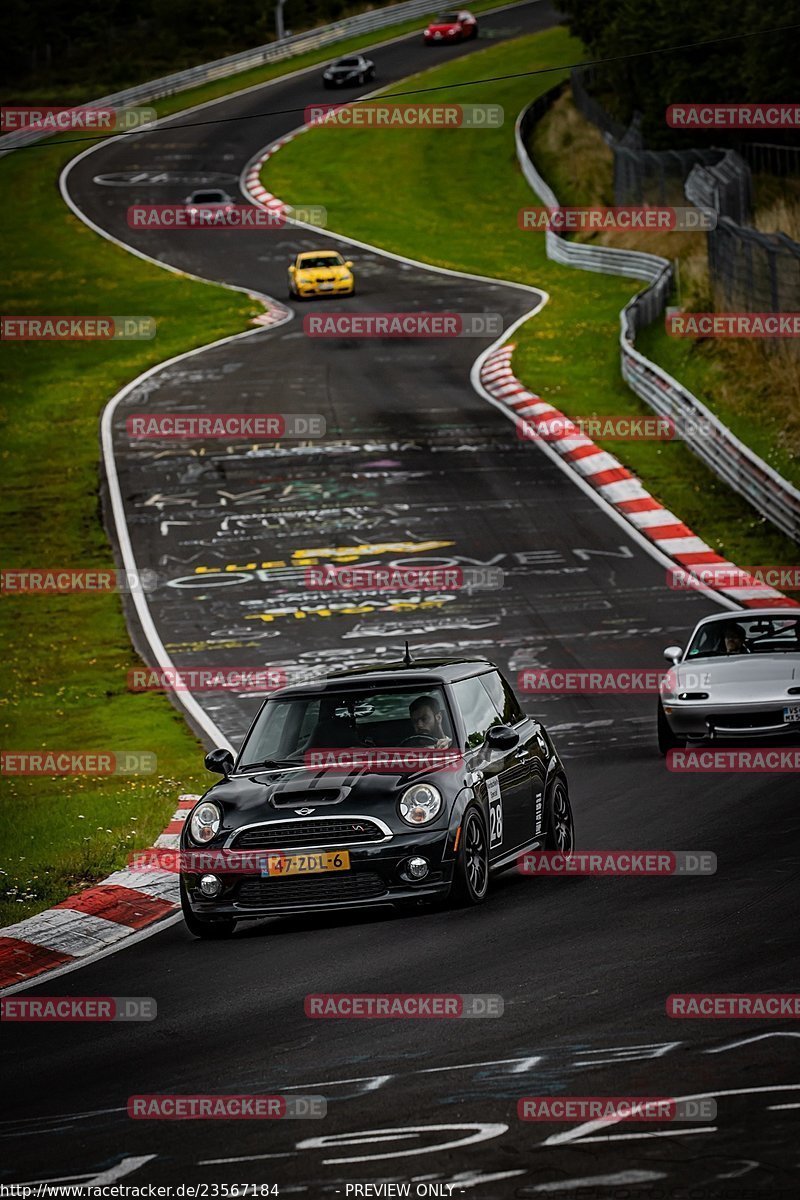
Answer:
[180, 658, 575, 937]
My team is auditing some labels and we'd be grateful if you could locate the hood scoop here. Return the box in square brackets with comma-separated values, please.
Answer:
[268, 783, 351, 809]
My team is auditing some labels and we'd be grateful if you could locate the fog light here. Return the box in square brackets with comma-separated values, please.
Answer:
[407, 857, 429, 880]
[199, 874, 222, 897]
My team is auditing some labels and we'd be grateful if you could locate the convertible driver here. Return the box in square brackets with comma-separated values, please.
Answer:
[723, 622, 750, 655]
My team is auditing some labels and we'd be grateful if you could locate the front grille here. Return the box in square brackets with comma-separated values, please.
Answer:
[236, 872, 387, 908]
[709, 710, 785, 729]
[231, 819, 386, 850]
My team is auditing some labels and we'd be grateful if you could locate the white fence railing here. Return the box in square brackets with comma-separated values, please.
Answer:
[515, 89, 800, 545]
[0, 0, 440, 157]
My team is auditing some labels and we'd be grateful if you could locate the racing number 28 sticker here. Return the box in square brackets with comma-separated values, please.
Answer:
[487, 777, 503, 848]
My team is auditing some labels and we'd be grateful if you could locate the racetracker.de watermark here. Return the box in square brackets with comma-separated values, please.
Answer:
[305, 102, 503, 128]
[128, 667, 291, 692]
[131, 849, 282, 874]
[304, 994, 503, 1017]
[126, 413, 325, 439]
[303, 312, 503, 337]
[667, 312, 800, 337]
[126, 205, 326, 230]
[2, 316, 156, 340]
[667, 103, 800, 129]
[518, 206, 715, 231]
[304, 565, 503, 590]
[517, 1097, 717, 1121]
[518, 415, 679, 441]
[1, 568, 158, 594]
[1, 997, 156, 1022]
[1, 751, 157, 775]
[303, 748, 464, 773]
[1, 105, 156, 132]
[128, 1095, 326, 1119]
[667, 565, 800, 591]
[518, 851, 716, 876]
[518, 668, 670, 694]
[667, 993, 800, 1017]
[666, 749, 800, 773]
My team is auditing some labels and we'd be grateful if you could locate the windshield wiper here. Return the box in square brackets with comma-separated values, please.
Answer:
[237, 758, 300, 773]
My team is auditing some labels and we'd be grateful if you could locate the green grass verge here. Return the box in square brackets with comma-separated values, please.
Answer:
[0, 136, 265, 925]
[263, 26, 800, 579]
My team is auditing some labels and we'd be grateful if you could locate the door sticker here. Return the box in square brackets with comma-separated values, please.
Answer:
[487, 776, 503, 848]
[534, 790, 544, 835]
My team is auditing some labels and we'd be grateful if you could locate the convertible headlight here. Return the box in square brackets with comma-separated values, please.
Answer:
[189, 801, 221, 844]
[399, 783, 442, 826]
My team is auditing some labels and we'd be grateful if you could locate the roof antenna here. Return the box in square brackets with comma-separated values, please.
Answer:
[403, 640, 413, 667]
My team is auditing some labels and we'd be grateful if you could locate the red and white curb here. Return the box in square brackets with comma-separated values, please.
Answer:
[480, 344, 798, 610]
[0, 795, 199, 991]
[244, 132, 295, 215]
[243, 137, 299, 328]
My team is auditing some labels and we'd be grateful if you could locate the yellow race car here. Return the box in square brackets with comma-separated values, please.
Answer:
[288, 250, 355, 299]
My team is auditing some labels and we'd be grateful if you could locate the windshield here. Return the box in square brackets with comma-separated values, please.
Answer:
[686, 615, 800, 659]
[189, 191, 227, 203]
[238, 685, 454, 769]
[336, 59, 360, 67]
[297, 253, 344, 268]
[436, 14, 460, 22]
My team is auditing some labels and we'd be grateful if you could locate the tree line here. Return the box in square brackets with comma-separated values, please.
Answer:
[4, 0, 375, 96]
[560, 0, 799, 147]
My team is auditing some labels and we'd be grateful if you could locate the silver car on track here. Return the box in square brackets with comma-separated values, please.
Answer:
[657, 608, 800, 753]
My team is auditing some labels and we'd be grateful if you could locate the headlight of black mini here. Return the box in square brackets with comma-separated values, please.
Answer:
[189, 801, 222, 844]
[399, 783, 442, 826]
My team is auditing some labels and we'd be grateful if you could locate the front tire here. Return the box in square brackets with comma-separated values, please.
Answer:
[545, 776, 575, 856]
[450, 806, 489, 906]
[657, 700, 684, 755]
[180, 877, 236, 939]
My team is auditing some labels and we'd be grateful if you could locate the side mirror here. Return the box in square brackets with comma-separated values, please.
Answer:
[288, 265, 296, 273]
[486, 724, 519, 752]
[344, 260, 354, 269]
[663, 645, 683, 665]
[205, 748, 234, 776]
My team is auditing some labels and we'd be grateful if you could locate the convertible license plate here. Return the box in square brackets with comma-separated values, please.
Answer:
[319, 282, 334, 290]
[263, 850, 350, 876]
[784, 704, 800, 723]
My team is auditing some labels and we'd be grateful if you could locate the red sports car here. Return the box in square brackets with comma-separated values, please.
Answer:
[423, 10, 478, 44]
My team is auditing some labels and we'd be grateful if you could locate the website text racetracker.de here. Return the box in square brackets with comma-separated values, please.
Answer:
[0, 1190, 790, 1200]
[305, 102, 503, 128]
[0, 1189, 279, 1199]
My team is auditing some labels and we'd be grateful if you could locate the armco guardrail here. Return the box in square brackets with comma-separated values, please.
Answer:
[0, 0, 439, 157]
[515, 88, 800, 545]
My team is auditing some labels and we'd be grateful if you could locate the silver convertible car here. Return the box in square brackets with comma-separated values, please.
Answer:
[657, 608, 800, 753]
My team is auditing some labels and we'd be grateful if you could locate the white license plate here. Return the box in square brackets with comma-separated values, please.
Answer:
[784, 704, 800, 723]
[319, 282, 334, 290]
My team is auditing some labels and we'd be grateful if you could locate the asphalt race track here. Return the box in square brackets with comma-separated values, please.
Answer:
[3, 2, 799, 1194]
